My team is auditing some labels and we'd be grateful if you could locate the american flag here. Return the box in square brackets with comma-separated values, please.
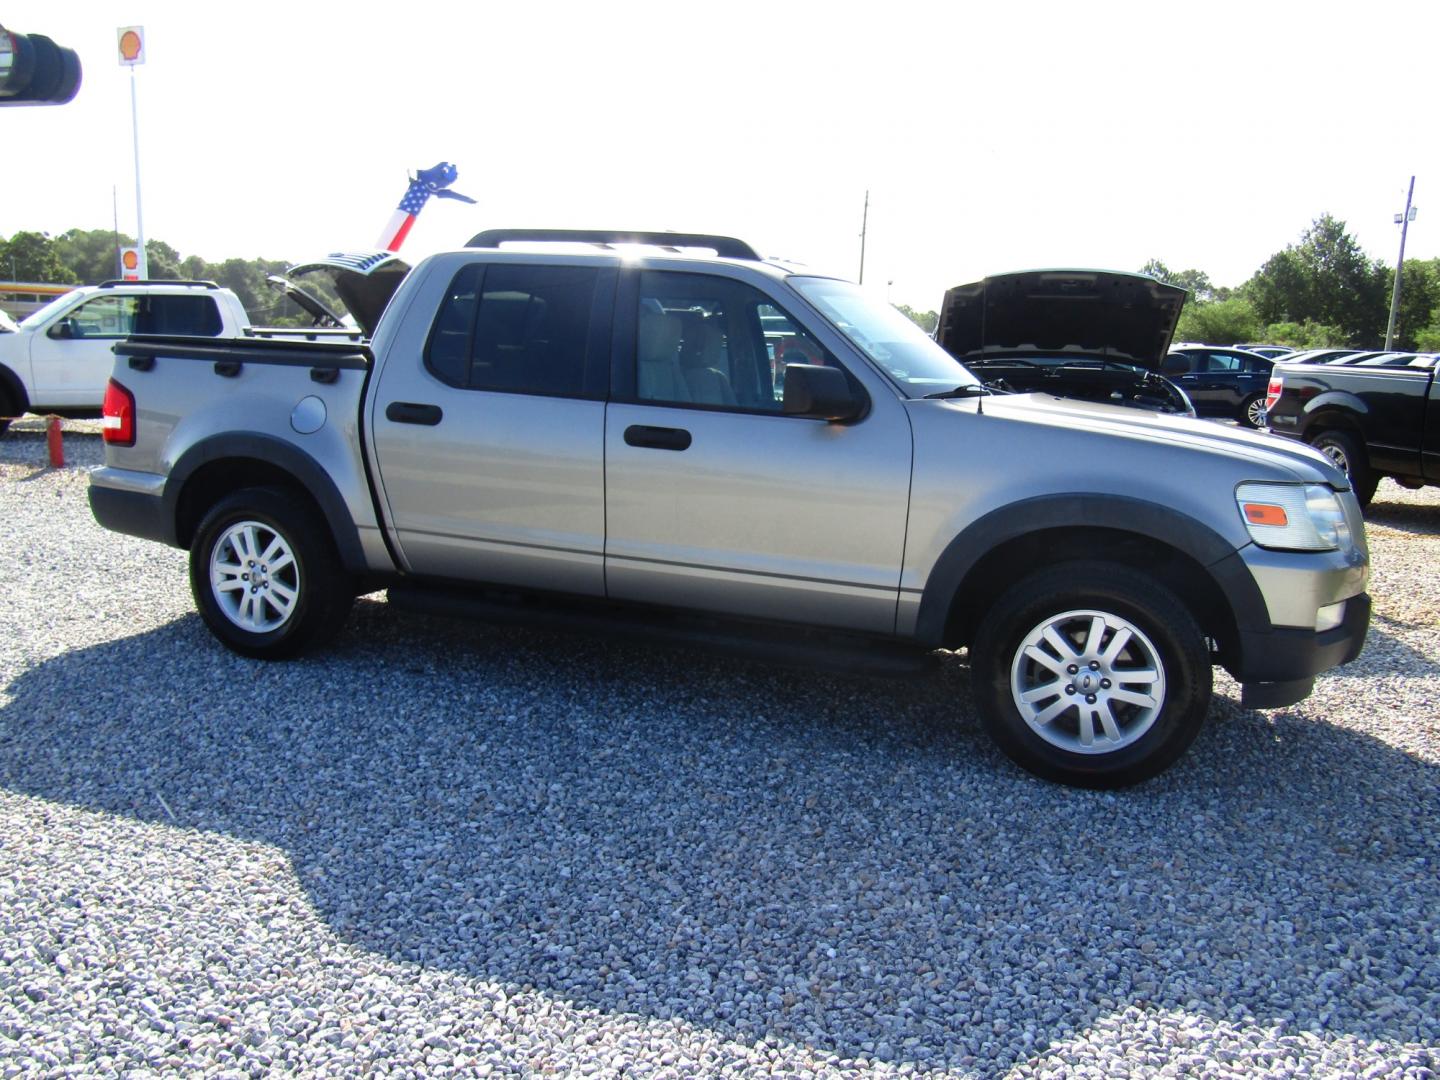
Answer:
[375, 162, 476, 253]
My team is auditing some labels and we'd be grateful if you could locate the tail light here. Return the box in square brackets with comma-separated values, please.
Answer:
[101, 378, 136, 446]
[1264, 374, 1283, 415]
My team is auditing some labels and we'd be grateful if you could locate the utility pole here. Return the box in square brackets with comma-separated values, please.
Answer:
[857, 190, 869, 285]
[1385, 175, 1416, 351]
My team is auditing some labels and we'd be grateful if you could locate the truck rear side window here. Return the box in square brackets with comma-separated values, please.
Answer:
[425, 264, 600, 398]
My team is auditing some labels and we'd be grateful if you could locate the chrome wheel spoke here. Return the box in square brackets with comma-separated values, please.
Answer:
[1010, 608, 1168, 756]
[1041, 625, 1079, 661]
[1100, 627, 1134, 667]
[209, 520, 301, 634]
[1022, 645, 1069, 677]
[1097, 703, 1123, 742]
[1032, 698, 1072, 727]
[1020, 680, 1065, 704]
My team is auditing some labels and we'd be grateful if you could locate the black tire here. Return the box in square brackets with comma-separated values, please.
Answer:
[0, 388, 15, 436]
[1239, 392, 1267, 429]
[189, 486, 354, 659]
[969, 561, 1213, 789]
[1309, 430, 1378, 508]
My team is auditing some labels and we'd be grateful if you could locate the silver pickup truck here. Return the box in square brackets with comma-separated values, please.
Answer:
[89, 232, 1371, 788]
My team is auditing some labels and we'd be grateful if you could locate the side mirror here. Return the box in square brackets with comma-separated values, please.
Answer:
[782, 364, 864, 422]
[47, 319, 77, 340]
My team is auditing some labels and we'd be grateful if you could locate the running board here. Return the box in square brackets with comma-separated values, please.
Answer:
[385, 581, 934, 678]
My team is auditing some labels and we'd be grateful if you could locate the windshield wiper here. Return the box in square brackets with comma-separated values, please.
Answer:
[924, 384, 991, 400]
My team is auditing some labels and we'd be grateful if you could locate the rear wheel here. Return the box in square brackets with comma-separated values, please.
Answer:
[969, 562, 1212, 788]
[189, 487, 354, 658]
[1309, 430, 1378, 508]
[0, 389, 16, 436]
[1239, 392, 1267, 428]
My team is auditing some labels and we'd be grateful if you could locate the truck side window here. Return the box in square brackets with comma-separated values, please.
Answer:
[135, 295, 223, 336]
[636, 272, 834, 411]
[425, 263, 599, 398]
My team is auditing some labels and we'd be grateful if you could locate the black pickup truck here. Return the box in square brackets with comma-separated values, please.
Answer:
[1265, 354, 1440, 507]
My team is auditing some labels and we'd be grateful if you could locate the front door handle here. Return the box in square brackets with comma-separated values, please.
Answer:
[624, 424, 692, 451]
[386, 401, 443, 426]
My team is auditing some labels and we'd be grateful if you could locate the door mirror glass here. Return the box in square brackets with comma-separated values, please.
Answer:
[47, 319, 77, 340]
[782, 363, 862, 422]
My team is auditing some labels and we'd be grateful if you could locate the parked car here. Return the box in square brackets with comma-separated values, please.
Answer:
[1266, 353, 1440, 506]
[1161, 345, 1276, 428]
[89, 230, 1370, 789]
[935, 270, 1195, 416]
[1234, 344, 1296, 360]
[1349, 353, 1429, 368]
[1280, 349, 1363, 365]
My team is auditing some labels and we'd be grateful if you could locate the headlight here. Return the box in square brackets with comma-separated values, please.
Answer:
[1235, 482, 1351, 552]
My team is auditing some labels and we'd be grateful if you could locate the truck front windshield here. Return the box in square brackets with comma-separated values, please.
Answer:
[18, 292, 79, 329]
[789, 276, 978, 395]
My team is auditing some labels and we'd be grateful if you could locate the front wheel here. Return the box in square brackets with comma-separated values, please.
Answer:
[189, 486, 354, 659]
[1309, 430, 1378, 508]
[969, 562, 1212, 788]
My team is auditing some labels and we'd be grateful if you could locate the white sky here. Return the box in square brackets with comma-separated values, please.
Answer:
[2, 0, 1435, 310]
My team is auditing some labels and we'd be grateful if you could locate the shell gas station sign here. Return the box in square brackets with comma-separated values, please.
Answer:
[117, 26, 144, 66]
[119, 247, 141, 280]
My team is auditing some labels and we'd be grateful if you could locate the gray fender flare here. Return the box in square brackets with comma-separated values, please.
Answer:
[914, 493, 1269, 647]
[165, 432, 367, 573]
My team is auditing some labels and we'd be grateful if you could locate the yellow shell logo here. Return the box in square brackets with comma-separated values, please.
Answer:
[119, 30, 142, 62]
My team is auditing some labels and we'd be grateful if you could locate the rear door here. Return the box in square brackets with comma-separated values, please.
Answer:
[603, 268, 913, 634]
[368, 259, 615, 595]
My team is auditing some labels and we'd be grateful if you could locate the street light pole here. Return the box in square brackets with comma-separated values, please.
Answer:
[1384, 175, 1416, 351]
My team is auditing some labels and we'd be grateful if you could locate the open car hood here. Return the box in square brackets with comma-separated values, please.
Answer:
[265, 275, 348, 328]
[936, 269, 1186, 371]
[285, 250, 412, 339]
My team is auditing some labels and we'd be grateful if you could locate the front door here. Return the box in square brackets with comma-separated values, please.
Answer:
[29, 295, 136, 406]
[369, 260, 615, 596]
[604, 269, 913, 634]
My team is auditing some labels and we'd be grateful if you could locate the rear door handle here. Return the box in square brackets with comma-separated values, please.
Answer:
[386, 401, 443, 426]
[624, 424, 692, 451]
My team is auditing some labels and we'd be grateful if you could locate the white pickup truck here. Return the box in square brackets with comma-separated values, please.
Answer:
[0, 276, 358, 434]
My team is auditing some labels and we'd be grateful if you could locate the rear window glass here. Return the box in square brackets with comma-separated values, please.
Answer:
[425, 264, 600, 397]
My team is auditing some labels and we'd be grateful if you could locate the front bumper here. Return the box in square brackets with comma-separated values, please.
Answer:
[1232, 592, 1371, 709]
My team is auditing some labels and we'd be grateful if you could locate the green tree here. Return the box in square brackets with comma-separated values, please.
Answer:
[1174, 297, 1261, 345]
[0, 231, 79, 284]
[1262, 321, 1347, 349]
[1243, 214, 1388, 345]
[895, 304, 938, 334]
[1140, 259, 1215, 303]
[1386, 258, 1440, 351]
[53, 228, 128, 282]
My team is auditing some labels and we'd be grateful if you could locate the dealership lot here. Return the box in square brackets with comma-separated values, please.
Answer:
[1, 421, 1436, 1077]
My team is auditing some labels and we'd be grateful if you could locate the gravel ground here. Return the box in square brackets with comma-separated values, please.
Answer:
[1, 418, 1437, 1078]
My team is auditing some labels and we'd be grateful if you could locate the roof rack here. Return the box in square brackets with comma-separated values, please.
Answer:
[466, 229, 761, 261]
[97, 279, 219, 289]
